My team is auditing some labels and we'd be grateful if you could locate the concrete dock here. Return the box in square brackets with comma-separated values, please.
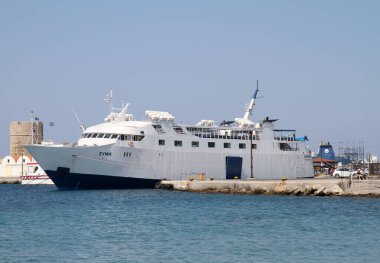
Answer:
[157, 178, 380, 197]
[0, 177, 21, 184]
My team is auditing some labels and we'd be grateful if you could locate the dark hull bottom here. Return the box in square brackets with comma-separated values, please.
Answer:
[46, 170, 160, 190]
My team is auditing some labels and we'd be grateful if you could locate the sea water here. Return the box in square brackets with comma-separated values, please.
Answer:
[0, 185, 379, 263]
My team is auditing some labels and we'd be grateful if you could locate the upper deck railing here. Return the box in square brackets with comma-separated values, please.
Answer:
[185, 127, 260, 141]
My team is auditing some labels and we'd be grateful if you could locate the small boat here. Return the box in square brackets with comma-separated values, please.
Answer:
[21, 161, 54, 185]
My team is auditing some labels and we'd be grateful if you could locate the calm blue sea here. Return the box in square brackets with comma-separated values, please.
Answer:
[0, 185, 379, 263]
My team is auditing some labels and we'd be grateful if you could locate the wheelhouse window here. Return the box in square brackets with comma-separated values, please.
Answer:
[174, 140, 182, 147]
[224, 143, 231, 149]
[208, 142, 215, 148]
[192, 141, 199, 147]
[159, 139, 165, 146]
[252, 144, 257, 149]
[99, 133, 145, 141]
[239, 143, 246, 149]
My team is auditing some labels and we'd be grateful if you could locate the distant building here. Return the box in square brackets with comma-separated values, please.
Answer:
[0, 155, 32, 177]
[369, 163, 380, 175]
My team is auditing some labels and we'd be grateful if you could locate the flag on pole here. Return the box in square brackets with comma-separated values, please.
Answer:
[49, 122, 54, 127]
[34, 117, 39, 121]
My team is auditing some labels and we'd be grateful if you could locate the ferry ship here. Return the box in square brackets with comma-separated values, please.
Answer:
[26, 87, 313, 189]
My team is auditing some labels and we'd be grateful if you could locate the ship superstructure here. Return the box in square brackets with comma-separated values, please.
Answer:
[26, 87, 313, 189]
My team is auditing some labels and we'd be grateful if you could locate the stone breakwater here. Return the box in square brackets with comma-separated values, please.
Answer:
[157, 178, 380, 197]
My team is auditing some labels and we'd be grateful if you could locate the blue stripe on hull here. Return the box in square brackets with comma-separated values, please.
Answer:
[46, 170, 160, 190]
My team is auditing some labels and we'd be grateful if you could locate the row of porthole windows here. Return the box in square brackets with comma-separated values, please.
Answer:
[82, 133, 144, 141]
[159, 139, 257, 149]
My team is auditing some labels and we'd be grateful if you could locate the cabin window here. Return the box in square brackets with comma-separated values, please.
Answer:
[91, 133, 98, 138]
[174, 140, 182, 147]
[120, 135, 125, 141]
[239, 143, 246, 149]
[252, 144, 257, 149]
[159, 139, 165, 146]
[208, 142, 215, 148]
[104, 134, 111, 139]
[111, 134, 119, 139]
[224, 143, 231, 149]
[98, 133, 105, 138]
[192, 141, 199, 147]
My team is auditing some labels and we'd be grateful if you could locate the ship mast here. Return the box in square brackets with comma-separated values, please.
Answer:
[243, 80, 260, 120]
[245, 80, 260, 179]
[104, 89, 113, 114]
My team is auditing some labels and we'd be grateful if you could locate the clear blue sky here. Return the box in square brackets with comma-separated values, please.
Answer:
[1, 0, 379, 157]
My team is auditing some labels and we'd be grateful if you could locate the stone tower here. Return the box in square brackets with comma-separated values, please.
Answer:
[9, 121, 43, 157]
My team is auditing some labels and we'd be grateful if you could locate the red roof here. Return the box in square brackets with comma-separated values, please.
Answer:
[312, 157, 337, 163]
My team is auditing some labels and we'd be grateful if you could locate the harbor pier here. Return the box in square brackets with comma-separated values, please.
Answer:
[157, 178, 380, 197]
